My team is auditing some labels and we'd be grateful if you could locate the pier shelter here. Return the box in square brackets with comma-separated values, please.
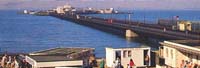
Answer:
[22, 47, 94, 68]
[158, 40, 200, 68]
[105, 47, 151, 68]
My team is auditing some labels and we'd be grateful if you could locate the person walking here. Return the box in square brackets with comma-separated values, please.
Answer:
[112, 61, 116, 68]
[7, 56, 12, 68]
[99, 58, 105, 68]
[127, 64, 130, 68]
[129, 59, 135, 68]
[144, 55, 149, 66]
[1, 54, 7, 68]
[89, 54, 96, 67]
[116, 62, 123, 68]
[115, 57, 121, 67]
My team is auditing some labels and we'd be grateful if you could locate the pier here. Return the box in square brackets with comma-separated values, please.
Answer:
[50, 13, 199, 40]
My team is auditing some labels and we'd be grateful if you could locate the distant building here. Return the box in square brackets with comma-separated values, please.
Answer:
[63, 4, 74, 12]
[56, 6, 65, 14]
[97, 10, 104, 14]
[88, 7, 93, 10]
[63, 4, 72, 9]
[103, 8, 114, 14]
[157, 40, 200, 68]
[24, 10, 28, 14]
[106, 47, 151, 68]
[19, 47, 94, 68]
[177, 20, 192, 31]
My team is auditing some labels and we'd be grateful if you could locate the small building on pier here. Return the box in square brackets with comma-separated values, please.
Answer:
[56, 6, 65, 14]
[177, 20, 192, 31]
[19, 47, 94, 68]
[158, 19, 200, 32]
[105, 47, 151, 68]
[157, 40, 200, 68]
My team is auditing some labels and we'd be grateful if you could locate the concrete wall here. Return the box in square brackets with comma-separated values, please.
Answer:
[163, 46, 177, 67]
[55, 67, 82, 68]
[121, 48, 144, 67]
[37, 60, 82, 68]
[106, 48, 115, 67]
[162, 41, 200, 68]
[163, 45, 200, 68]
[25, 56, 37, 68]
[176, 49, 189, 68]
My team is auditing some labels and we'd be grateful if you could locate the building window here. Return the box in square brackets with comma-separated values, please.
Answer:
[128, 51, 131, 57]
[166, 48, 168, 57]
[171, 49, 173, 59]
[160, 47, 163, 57]
[123, 50, 127, 58]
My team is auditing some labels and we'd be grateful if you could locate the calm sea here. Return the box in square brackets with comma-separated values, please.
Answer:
[0, 10, 199, 57]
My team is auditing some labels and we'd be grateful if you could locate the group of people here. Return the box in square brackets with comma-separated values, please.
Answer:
[83, 54, 98, 68]
[0, 54, 17, 68]
[180, 60, 199, 68]
[100, 58, 105, 68]
[112, 57, 124, 68]
[88, 54, 97, 67]
[111, 58, 136, 68]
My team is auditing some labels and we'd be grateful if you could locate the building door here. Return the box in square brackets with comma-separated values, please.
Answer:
[115, 51, 121, 60]
[144, 50, 149, 66]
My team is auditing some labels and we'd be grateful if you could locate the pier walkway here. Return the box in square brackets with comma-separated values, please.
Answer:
[50, 13, 199, 40]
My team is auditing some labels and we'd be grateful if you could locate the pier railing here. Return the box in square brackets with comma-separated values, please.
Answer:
[50, 13, 200, 40]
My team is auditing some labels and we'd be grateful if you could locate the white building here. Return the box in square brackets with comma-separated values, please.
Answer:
[63, 4, 72, 9]
[24, 10, 28, 14]
[97, 10, 104, 14]
[104, 8, 114, 14]
[20, 47, 94, 68]
[63, 4, 74, 12]
[158, 40, 200, 68]
[56, 6, 65, 14]
[106, 47, 151, 68]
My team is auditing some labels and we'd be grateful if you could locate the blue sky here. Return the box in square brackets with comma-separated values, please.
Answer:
[0, 0, 200, 10]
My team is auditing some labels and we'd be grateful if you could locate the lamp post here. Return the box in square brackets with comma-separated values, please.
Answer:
[128, 11, 132, 28]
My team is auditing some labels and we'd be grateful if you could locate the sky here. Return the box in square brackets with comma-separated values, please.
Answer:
[0, 0, 200, 10]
